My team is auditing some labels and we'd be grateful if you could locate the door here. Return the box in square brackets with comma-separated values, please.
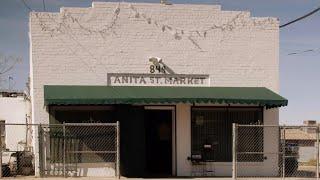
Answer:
[144, 109, 172, 177]
[118, 105, 146, 177]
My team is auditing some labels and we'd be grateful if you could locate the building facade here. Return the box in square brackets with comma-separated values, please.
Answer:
[30, 2, 287, 177]
[0, 91, 32, 162]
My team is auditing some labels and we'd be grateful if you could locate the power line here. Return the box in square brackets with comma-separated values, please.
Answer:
[287, 48, 320, 55]
[20, 0, 32, 11]
[280, 6, 320, 28]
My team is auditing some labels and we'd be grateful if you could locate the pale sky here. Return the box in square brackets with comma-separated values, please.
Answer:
[0, 0, 319, 125]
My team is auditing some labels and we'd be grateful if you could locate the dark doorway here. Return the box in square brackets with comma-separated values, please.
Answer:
[145, 109, 172, 177]
[118, 105, 146, 177]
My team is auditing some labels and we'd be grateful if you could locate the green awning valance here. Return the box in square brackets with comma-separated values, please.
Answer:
[44, 86, 288, 108]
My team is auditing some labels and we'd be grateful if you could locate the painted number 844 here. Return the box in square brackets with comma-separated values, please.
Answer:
[150, 65, 166, 74]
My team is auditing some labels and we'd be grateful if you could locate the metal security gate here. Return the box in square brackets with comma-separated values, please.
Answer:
[39, 122, 120, 178]
[233, 124, 319, 179]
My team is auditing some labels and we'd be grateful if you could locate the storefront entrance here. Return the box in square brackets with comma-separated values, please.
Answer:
[144, 109, 173, 177]
[117, 105, 175, 177]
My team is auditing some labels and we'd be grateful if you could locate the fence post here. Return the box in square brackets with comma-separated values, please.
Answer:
[282, 126, 286, 180]
[38, 124, 43, 177]
[63, 123, 66, 178]
[232, 123, 237, 180]
[317, 126, 319, 179]
[116, 121, 120, 179]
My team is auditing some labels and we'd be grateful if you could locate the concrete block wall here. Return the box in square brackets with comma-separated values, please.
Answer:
[29, 2, 280, 177]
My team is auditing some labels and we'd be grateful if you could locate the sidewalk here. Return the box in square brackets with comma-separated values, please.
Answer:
[0, 177, 316, 180]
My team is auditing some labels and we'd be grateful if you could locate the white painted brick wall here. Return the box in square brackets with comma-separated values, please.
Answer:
[29, 2, 280, 176]
[30, 2, 279, 124]
[0, 97, 29, 151]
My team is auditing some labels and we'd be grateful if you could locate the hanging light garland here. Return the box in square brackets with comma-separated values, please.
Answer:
[34, 2, 278, 49]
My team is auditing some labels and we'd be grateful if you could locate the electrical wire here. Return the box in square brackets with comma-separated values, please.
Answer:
[287, 48, 320, 55]
[20, 0, 32, 11]
[280, 6, 320, 28]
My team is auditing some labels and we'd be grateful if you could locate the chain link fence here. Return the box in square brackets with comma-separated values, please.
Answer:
[39, 123, 120, 178]
[2, 122, 320, 179]
[233, 124, 319, 179]
[0, 122, 120, 178]
[0, 123, 36, 177]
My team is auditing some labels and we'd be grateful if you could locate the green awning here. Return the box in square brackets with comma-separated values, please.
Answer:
[44, 85, 288, 108]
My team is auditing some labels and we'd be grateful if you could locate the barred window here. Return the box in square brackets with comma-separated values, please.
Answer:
[0, 120, 5, 150]
[191, 107, 263, 162]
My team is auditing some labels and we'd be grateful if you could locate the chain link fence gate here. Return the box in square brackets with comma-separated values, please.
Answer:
[39, 122, 120, 178]
[233, 124, 320, 179]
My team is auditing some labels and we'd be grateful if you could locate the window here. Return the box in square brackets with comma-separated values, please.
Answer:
[48, 106, 116, 163]
[0, 120, 5, 150]
[191, 107, 263, 162]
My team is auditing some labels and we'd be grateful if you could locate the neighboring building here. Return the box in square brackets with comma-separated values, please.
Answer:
[283, 128, 316, 163]
[303, 120, 318, 133]
[283, 120, 320, 163]
[303, 120, 317, 126]
[29, 2, 287, 177]
[284, 128, 316, 146]
[283, 120, 320, 164]
[0, 91, 32, 152]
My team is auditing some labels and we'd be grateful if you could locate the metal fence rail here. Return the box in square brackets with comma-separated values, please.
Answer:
[233, 124, 320, 179]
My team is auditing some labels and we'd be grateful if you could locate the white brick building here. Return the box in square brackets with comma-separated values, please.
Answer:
[0, 91, 32, 154]
[29, 2, 287, 177]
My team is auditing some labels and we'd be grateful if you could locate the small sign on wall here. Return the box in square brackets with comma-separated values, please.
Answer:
[107, 73, 210, 86]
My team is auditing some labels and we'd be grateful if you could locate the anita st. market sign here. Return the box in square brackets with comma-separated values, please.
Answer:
[107, 73, 210, 86]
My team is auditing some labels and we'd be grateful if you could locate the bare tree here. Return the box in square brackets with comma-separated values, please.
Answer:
[0, 53, 22, 90]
